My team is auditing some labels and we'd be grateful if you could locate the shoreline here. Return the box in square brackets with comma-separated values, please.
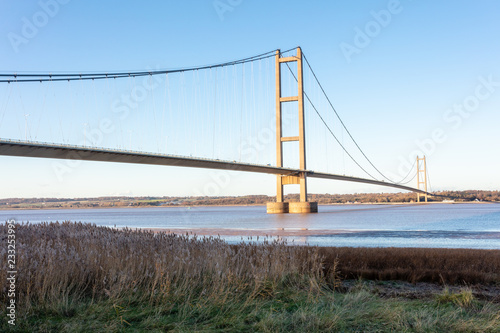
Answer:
[138, 227, 357, 237]
[136, 227, 500, 245]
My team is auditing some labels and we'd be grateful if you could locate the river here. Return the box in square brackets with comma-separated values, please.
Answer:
[2, 203, 499, 249]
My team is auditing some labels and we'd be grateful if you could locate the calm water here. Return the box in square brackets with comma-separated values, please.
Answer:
[2, 204, 500, 249]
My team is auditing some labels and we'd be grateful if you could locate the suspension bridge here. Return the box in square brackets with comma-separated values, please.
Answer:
[0, 47, 432, 213]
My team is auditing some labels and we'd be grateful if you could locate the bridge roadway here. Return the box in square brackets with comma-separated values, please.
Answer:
[0, 140, 430, 195]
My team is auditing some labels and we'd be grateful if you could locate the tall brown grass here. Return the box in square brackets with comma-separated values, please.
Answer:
[0, 222, 330, 314]
[1, 221, 498, 317]
[319, 246, 500, 284]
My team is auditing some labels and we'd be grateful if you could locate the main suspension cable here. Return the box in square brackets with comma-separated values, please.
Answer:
[302, 52, 409, 185]
[0, 48, 298, 83]
[394, 160, 417, 185]
[283, 62, 377, 180]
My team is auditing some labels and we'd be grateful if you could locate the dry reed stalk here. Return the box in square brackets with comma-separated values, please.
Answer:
[0, 222, 327, 313]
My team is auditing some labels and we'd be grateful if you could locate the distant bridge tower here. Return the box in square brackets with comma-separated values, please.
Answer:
[267, 47, 318, 214]
[416, 156, 428, 203]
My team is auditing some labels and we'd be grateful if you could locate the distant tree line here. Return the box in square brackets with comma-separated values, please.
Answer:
[1, 191, 498, 209]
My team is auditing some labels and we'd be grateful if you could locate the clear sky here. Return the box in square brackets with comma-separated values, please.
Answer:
[0, 0, 499, 199]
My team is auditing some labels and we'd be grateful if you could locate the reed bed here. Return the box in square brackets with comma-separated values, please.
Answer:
[319, 246, 500, 284]
[0, 222, 328, 314]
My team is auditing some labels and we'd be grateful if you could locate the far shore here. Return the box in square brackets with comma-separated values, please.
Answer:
[0, 200, 493, 211]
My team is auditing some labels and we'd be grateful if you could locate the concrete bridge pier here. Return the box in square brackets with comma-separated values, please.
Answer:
[266, 202, 289, 214]
[267, 202, 318, 214]
[289, 202, 318, 213]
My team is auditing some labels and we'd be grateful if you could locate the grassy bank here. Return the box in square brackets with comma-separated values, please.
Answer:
[4, 283, 500, 332]
[1, 222, 499, 332]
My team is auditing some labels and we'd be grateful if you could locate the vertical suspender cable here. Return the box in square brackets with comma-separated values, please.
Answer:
[212, 68, 217, 158]
[0, 81, 13, 133]
[148, 74, 159, 152]
[167, 74, 172, 153]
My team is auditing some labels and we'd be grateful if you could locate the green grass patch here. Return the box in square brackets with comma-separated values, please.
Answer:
[3, 284, 500, 332]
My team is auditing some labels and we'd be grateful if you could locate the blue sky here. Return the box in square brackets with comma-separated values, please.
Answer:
[0, 0, 499, 198]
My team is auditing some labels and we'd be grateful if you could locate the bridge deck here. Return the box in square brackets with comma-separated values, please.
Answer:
[0, 140, 429, 195]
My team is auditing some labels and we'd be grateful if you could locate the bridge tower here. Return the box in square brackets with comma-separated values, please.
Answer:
[416, 156, 428, 203]
[267, 47, 318, 214]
